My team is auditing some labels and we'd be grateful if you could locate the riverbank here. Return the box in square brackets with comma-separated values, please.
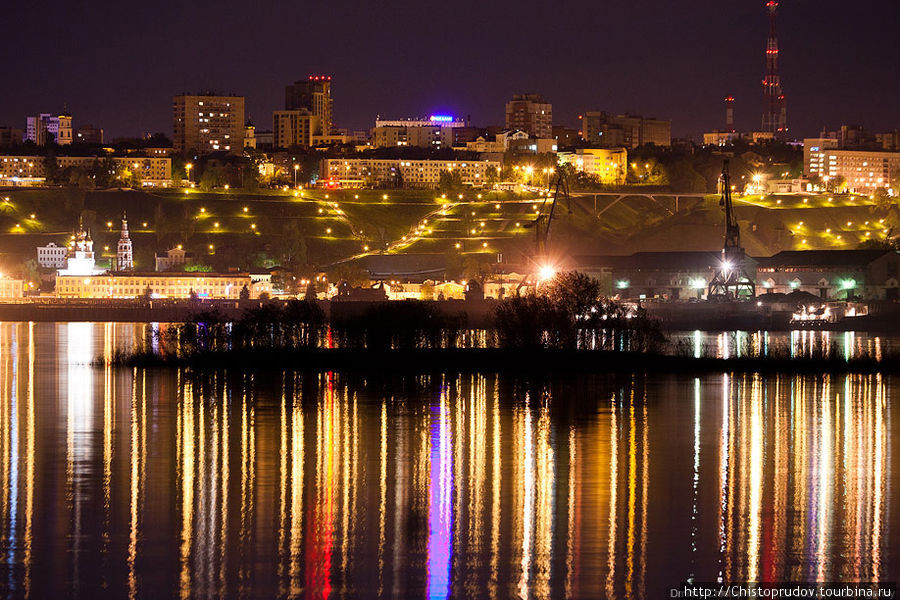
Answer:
[109, 347, 893, 374]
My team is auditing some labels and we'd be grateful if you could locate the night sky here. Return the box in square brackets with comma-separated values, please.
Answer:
[2, 0, 897, 140]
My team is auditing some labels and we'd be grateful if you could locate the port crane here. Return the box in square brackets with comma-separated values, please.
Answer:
[708, 160, 755, 298]
[517, 168, 572, 292]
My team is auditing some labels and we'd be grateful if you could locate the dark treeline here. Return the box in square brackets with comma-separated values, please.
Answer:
[135, 272, 665, 361]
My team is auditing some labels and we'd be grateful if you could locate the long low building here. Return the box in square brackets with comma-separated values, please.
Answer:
[757, 250, 900, 300]
[0, 155, 172, 186]
[577, 249, 900, 301]
[320, 158, 499, 189]
[56, 271, 270, 299]
[576, 251, 748, 300]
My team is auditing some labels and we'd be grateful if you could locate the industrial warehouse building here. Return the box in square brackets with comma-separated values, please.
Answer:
[577, 250, 900, 301]
[757, 250, 900, 300]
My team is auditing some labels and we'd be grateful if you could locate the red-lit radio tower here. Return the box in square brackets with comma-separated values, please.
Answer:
[762, 1, 787, 136]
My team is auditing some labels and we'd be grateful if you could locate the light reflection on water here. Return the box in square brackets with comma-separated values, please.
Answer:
[0, 323, 894, 599]
[673, 329, 894, 361]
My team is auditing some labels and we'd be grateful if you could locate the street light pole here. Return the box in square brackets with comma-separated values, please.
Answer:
[294, 164, 299, 188]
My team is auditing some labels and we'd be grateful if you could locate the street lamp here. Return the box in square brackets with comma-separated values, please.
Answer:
[293, 164, 299, 188]
[185, 163, 193, 183]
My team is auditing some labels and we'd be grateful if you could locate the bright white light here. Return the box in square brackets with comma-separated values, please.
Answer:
[538, 265, 556, 281]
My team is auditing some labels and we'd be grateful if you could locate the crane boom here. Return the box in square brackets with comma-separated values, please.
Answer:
[708, 160, 755, 298]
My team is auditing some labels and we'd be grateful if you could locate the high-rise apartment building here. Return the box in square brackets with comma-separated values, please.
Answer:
[273, 110, 321, 148]
[172, 94, 245, 154]
[581, 112, 671, 149]
[285, 76, 333, 135]
[25, 113, 72, 146]
[505, 94, 552, 139]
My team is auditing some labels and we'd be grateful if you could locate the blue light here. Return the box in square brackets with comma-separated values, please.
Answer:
[429, 115, 454, 123]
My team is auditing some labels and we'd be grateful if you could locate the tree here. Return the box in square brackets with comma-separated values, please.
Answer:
[43, 154, 60, 185]
[438, 170, 464, 195]
[463, 255, 492, 284]
[828, 175, 847, 194]
[874, 187, 892, 211]
[543, 271, 603, 322]
[485, 166, 499, 188]
[141, 286, 153, 299]
[199, 167, 220, 192]
[239, 285, 250, 300]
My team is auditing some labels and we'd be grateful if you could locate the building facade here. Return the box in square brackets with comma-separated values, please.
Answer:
[804, 139, 900, 192]
[505, 94, 552, 139]
[155, 247, 194, 272]
[372, 117, 466, 149]
[285, 76, 333, 135]
[273, 110, 320, 148]
[757, 250, 900, 300]
[321, 158, 500, 189]
[557, 148, 627, 184]
[582, 112, 671, 148]
[173, 94, 245, 154]
[56, 272, 268, 299]
[25, 113, 72, 146]
[0, 278, 23, 298]
[36, 242, 68, 269]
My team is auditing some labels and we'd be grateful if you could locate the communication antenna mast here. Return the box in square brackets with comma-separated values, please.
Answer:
[762, 1, 787, 136]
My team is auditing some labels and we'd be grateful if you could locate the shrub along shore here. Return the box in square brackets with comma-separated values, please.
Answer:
[103, 272, 898, 374]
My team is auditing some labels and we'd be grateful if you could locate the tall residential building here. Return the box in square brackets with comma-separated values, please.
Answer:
[25, 113, 72, 146]
[172, 93, 245, 154]
[505, 94, 552, 139]
[273, 110, 320, 148]
[285, 76, 332, 135]
[117, 214, 133, 271]
[581, 112, 671, 149]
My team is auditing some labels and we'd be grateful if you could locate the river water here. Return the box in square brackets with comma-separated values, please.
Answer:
[0, 322, 896, 599]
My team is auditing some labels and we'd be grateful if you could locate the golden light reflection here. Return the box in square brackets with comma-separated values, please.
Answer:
[0, 326, 891, 599]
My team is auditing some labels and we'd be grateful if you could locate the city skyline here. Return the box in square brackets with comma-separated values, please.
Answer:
[1, 0, 897, 140]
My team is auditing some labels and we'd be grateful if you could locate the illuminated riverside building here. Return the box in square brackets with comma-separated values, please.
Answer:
[0, 276, 23, 297]
[173, 93, 245, 154]
[320, 158, 500, 189]
[55, 271, 267, 298]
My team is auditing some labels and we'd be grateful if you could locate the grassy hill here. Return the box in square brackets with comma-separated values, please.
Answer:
[0, 186, 894, 279]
